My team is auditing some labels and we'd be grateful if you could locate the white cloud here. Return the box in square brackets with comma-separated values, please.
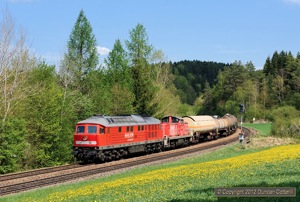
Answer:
[41, 52, 62, 67]
[97, 46, 110, 56]
[283, 0, 300, 5]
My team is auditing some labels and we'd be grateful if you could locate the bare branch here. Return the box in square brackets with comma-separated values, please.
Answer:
[0, 9, 35, 127]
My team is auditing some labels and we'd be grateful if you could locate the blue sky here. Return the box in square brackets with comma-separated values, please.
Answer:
[2, 0, 300, 69]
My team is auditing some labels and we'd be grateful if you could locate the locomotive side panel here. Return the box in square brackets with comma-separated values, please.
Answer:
[161, 116, 189, 137]
[161, 116, 191, 148]
[146, 124, 163, 141]
[107, 125, 145, 145]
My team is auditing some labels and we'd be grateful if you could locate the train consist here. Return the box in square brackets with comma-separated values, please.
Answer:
[73, 114, 238, 162]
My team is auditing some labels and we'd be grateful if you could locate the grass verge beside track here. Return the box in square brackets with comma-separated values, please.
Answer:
[243, 123, 272, 136]
[2, 144, 299, 202]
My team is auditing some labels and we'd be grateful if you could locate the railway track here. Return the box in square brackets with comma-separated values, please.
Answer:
[0, 164, 83, 182]
[0, 128, 250, 196]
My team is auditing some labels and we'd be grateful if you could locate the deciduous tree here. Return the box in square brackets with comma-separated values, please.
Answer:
[0, 10, 34, 173]
[0, 10, 35, 128]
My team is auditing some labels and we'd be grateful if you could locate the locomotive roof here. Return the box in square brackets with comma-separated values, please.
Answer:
[77, 114, 161, 127]
[161, 116, 183, 120]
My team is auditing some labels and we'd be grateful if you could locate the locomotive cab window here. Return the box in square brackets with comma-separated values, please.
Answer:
[88, 126, 97, 134]
[172, 117, 179, 123]
[162, 117, 168, 122]
[77, 126, 85, 133]
[100, 127, 104, 134]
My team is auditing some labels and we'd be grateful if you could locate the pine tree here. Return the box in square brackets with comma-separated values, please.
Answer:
[105, 39, 134, 114]
[263, 56, 272, 75]
[64, 9, 99, 93]
[125, 23, 157, 115]
[105, 39, 131, 86]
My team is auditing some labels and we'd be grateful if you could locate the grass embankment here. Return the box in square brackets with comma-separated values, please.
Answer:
[244, 123, 297, 148]
[243, 123, 272, 136]
[2, 124, 299, 202]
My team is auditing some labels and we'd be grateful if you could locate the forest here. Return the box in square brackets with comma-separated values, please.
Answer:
[0, 10, 299, 174]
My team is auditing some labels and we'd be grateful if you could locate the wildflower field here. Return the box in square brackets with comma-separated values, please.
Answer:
[4, 143, 299, 202]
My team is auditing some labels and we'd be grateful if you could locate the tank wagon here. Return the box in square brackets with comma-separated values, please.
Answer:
[218, 114, 238, 136]
[73, 113, 238, 163]
[183, 114, 238, 142]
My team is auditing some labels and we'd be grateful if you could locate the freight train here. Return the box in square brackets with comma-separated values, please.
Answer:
[73, 114, 238, 162]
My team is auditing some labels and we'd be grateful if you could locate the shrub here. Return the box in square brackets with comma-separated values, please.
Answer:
[269, 106, 300, 138]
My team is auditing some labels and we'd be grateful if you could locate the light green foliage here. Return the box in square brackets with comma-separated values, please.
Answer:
[150, 51, 181, 118]
[0, 118, 27, 174]
[0, 10, 36, 173]
[0, 10, 36, 128]
[24, 64, 73, 167]
[177, 103, 196, 116]
[269, 106, 300, 138]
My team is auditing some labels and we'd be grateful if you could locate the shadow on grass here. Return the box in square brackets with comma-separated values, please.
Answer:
[169, 181, 299, 202]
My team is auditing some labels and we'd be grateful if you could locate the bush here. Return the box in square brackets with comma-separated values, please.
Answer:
[0, 118, 27, 174]
[269, 106, 300, 138]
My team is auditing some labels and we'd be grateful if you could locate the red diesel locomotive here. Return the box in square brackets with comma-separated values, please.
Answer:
[73, 114, 237, 162]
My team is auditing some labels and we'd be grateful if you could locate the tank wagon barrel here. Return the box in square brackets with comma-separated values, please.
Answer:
[182, 114, 238, 142]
